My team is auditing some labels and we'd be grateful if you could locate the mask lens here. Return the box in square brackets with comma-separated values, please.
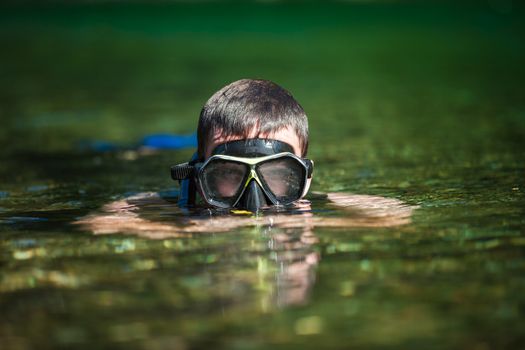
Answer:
[257, 157, 305, 203]
[200, 159, 248, 206]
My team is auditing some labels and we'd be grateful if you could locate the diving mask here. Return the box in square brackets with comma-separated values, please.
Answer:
[171, 139, 313, 210]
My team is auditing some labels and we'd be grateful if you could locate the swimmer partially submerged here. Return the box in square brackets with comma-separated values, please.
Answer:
[171, 79, 312, 212]
[72, 79, 420, 310]
[76, 79, 417, 238]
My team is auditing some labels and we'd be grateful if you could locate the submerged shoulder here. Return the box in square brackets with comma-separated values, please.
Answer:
[100, 191, 172, 212]
[323, 191, 417, 223]
[326, 192, 412, 208]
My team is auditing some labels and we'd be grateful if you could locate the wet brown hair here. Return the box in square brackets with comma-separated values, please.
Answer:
[197, 79, 309, 158]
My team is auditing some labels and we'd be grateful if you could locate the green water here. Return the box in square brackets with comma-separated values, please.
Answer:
[1, 2, 524, 349]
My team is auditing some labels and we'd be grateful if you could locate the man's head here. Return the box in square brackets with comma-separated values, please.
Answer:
[197, 79, 308, 159]
[172, 79, 312, 211]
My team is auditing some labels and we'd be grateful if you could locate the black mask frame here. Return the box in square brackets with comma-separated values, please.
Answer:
[171, 139, 313, 209]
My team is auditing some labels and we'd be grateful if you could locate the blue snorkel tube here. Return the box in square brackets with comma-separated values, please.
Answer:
[78, 133, 197, 152]
[141, 133, 197, 150]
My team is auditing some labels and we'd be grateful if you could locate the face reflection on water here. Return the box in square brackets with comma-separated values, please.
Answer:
[75, 192, 415, 309]
[233, 222, 320, 308]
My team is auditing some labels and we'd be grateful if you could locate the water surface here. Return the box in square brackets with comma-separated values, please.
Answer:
[0, 2, 524, 349]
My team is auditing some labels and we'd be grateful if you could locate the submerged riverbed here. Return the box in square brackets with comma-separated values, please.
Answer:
[1, 2, 524, 349]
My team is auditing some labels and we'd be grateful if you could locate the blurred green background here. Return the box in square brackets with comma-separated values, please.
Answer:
[1, 1, 524, 349]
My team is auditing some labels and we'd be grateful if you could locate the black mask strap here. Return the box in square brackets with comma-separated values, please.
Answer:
[212, 139, 294, 157]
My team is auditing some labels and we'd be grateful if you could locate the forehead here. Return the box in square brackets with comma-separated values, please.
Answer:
[205, 126, 302, 159]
